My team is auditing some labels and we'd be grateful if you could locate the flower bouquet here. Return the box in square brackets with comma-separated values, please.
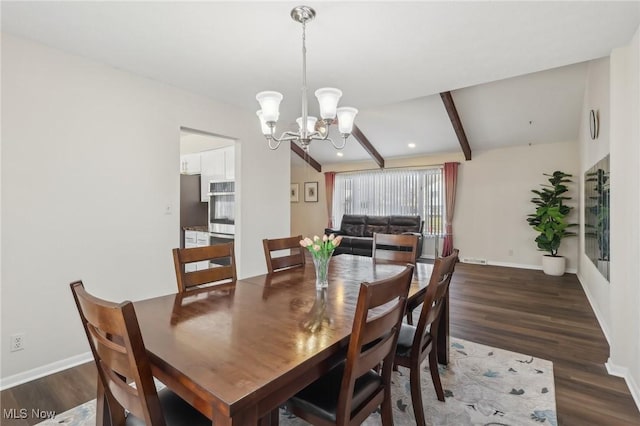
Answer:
[300, 234, 342, 289]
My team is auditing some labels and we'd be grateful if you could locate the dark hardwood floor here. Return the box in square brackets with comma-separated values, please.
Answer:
[449, 263, 640, 426]
[1, 263, 639, 425]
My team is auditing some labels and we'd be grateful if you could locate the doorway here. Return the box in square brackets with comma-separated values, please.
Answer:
[179, 128, 236, 248]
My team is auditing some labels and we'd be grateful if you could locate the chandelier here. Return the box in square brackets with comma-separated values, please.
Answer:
[256, 6, 358, 152]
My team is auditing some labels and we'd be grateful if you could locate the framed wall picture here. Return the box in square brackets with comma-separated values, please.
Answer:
[304, 181, 318, 202]
[290, 183, 300, 203]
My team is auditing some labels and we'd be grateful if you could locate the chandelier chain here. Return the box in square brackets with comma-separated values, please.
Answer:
[301, 19, 308, 140]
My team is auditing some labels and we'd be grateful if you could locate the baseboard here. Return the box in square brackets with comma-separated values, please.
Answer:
[0, 351, 93, 391]
[606, 359, 640, 411]
[483, 260, 577, 274]
[576, 271, 611, 344]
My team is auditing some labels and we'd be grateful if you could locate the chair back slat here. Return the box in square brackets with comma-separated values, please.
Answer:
[354, 331, 396, 378]
[335, 264, 414, 424]
[70, 281, 166, 426]
[263, 236, 306, 273]
[173, 243, 237, 293]
[88, 325, 135, 379]
[269, 254, 304, 272]
[373, 233, 419, 263]
[103, 366, 146, 420]
[183, 265, 235, 288]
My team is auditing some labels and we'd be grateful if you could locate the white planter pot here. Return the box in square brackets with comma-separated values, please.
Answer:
[542, 255, 566, 276]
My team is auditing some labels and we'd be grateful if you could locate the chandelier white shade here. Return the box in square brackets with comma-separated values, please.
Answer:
[315, 88, 342, 119]
[296, 116, 318, 134]
[255, 91, 283, 123]
[337, 107, 358, 134]
[256, 6, 358, 151]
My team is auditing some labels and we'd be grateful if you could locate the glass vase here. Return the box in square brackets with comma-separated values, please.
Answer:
[312, 254, 332, 290]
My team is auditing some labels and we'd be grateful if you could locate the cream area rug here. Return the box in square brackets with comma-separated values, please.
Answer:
[39, 338, 557, 426]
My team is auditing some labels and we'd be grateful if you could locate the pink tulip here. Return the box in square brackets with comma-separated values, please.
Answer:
[329, 234, 335, 241]
[303, 237, 313, 246]
[312, 244, 321, 251]
[334, 235, 343, 247]
[313, 235, 320, 242]
[322, 234, 328, 242]
[299, 240, 308, 247]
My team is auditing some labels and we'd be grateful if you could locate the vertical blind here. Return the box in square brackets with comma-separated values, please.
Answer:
[332, 167, 445, 235]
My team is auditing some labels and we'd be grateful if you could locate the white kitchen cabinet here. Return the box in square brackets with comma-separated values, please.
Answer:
[196, 231, 210, 246]
[200, 174, 213, 202]
[200, 146, 235, 201]
[184, 230, 210, 271]
[180, 153, 201, 175]
[200, 149, 225, 179]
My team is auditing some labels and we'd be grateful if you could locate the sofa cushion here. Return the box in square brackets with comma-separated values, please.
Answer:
[363, 216, 390, 237]
[388, 215, 421, 234]
[340, 215, 366, 237]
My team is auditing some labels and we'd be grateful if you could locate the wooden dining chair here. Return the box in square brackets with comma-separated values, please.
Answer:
[393, 249, 459, 426]
[286, 264, 415, 426]
[70, 281, 210, 426]
[172, 242, 236, 294]
[372, 233, 419, 264]
[263, 235, 306, 273]
[405, 248, 459, 325]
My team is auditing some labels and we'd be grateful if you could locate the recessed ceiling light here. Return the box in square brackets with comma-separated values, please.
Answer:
[337, 152, 344, 157]
[408, 143, 416, 148]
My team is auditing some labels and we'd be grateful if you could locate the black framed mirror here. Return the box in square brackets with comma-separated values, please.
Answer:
[584, 155, 610, 281]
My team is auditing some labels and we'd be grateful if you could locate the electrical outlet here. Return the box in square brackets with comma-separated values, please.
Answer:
[10, 333, 25, 352]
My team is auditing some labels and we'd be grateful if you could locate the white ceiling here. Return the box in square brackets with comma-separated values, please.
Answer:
[2, 1, 639, 165]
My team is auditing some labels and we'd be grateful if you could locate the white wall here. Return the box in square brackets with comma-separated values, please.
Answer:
[577, 57, 612, 338]
[607, 26, 640, 405]
[0, 34, 290, 385]
[455, 142, 579, 270]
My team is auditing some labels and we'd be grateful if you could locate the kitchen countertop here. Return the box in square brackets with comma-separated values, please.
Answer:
[183, 225, 209, 232]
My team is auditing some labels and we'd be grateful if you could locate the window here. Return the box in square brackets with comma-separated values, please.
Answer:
[332, 167, 445, 235]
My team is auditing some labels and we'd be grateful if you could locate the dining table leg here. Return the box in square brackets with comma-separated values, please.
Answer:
[213, 406, 259, 425]
[437, 291, 450, 365]
[258, 408, 279, 426]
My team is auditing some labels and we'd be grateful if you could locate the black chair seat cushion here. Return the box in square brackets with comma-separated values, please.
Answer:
[125, 388, 210, 426]
[395, 323, 417, 358]
[288, 361, 382, 422]
[395, 323, 433, 359]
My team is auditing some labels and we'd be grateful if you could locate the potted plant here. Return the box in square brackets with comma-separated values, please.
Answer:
[527, 171, 577, 276]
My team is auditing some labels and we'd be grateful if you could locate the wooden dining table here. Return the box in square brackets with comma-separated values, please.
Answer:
[130, 254, 447, 426]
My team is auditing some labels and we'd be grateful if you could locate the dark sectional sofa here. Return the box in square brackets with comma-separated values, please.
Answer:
[325, 214, 423, 259]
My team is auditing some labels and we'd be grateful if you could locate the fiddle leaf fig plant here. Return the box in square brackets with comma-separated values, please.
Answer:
[527, 171, 577, 257]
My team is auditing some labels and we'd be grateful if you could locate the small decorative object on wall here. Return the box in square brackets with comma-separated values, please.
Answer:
[589, 109, 599, 140]
[304, 181, 318, 202]
[584, 155, 610, 281]
[290, 183, 300, 203]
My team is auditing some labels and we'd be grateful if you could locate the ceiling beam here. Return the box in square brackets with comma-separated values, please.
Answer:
[290, 143, 322, 172]
[352, 125, 385, 169]
[440, 91, 472, 161]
